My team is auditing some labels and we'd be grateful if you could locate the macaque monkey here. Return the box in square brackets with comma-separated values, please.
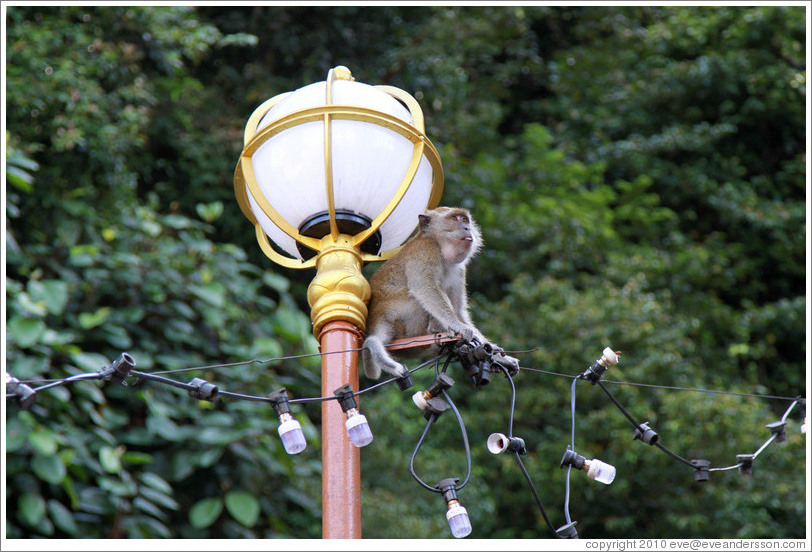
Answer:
[362, 206, 520, 379]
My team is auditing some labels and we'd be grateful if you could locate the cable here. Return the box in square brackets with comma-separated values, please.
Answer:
[594, 378, 710, 469]
[494, 364, 561, 537]
[31, 371, 107, 392]
[7, 341, 806, 541]
[442, 387, 472, 490]
[520, 366, 799, 402]
[408, 352, 473, 492]
[409, 414, 442, 492]
[514, 451, 560, 536]
[564, 376, 579, 525]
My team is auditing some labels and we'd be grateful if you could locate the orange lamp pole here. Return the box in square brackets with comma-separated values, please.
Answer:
[307, 234, 371, 538]
[318, 321, 363, 538]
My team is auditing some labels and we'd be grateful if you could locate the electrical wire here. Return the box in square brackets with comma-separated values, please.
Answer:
[564, 376, 579, 526]
[6, 342, 806, 540]
[494, 364, 561, 537]
[520, 366, 799, 402]
[594, 379, 696, 468]
[408, 354, 473, 493]
[410, 413, 442, 492]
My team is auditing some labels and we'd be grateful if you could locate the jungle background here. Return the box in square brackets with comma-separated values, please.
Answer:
[3, 4, 808, 541]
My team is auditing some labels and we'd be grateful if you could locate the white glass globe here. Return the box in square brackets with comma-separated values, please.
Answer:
[245, 78, 435, 259]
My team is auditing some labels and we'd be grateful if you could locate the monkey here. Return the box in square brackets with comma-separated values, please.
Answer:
[362, 206, 520, 380]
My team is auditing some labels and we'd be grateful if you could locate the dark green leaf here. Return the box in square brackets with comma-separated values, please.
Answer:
[224, 491, 260, 527]
[189, 497, 223, 529]
[32, 454, 67, 485]
[18, 493, 46, 527]
[47, 499, 79, 535]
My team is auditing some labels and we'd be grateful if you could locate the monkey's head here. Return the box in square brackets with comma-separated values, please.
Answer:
[418, 207, 482, 265]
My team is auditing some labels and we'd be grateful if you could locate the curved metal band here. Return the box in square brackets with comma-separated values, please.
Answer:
[234, 104, 444, 269]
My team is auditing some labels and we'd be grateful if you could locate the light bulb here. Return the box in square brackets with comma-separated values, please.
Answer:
[585, 458, 616, 485]
[446, 500, 472, 538]
[561, 447, 616, 485]
[269, 388, 307, 455]
[345, 408, 374, 447]
[278, 412, 307, 454]
[583, 346, 620, 384]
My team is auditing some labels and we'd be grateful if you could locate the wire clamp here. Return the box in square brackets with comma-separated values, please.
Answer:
[633, 421, 659, 445]
[5, 372, 36, 409]
[765, 420, 787, 443]
[691, 459, 711, 481]
[99, 353, 136, 386]
[556, 521, 579, 539]
[188, 377, 219, 402]
[736, 453, 754, 476]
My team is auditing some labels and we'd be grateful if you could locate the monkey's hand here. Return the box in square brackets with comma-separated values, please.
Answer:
[491, 350, 520, 377]
[451, 324, 485, 344]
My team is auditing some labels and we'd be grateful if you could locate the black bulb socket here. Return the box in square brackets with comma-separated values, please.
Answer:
[188, 377, 219, 401]
[556, 521, 579, 539]
[396, 372, 414, 391]
[691, 459, 711, 481]
[560, 447, 586, 470]
[436, 478, 461, 504]
[737, 453, 754, 476]
[424, 397, 451, 420]
[103, 352, 136, 385]
[6, 376, 37, 409]
[268, 388, 292, 415]
[766, 421, 787, 443]
[426, 373, 455, 397]
[633, 422, 659, 445]
[334, 384, 358, 413]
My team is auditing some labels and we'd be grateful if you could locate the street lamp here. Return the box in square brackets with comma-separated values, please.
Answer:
[233, 66, 444, 538]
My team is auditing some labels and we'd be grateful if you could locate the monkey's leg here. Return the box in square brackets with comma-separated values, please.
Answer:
[362, 331, 407, 379]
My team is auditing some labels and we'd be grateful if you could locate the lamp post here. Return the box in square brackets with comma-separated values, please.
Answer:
[233, 66, 444, 538]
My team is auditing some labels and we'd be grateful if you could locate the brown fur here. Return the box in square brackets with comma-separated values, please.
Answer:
[362, 207, 518, 379]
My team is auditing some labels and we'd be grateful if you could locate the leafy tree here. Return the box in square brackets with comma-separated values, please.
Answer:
[5, 4, 806, 540]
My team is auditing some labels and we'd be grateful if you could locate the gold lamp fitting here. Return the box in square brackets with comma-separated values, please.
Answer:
[307, 234, 371, 335]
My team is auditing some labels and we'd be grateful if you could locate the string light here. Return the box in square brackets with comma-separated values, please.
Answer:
[581, 346, 619, 384]
[269, 388, 307, 455]
[560, 447, 616, 485]
[436, 478, 472, 538]
[486, 433, 527, 455]
[412, 373, 455, 411]
[5, 343, 806, 540]
[334, 384, 373, 448]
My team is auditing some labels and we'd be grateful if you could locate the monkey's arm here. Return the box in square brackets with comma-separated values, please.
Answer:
[447, 265, 486, 342]
[404, 247, 478, 341]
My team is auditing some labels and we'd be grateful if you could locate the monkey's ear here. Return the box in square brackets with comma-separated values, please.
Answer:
[418, 214, 431, 232]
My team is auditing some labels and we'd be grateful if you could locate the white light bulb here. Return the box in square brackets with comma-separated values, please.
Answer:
[446, 501, 472, 538]
[586, 459, 616, 485]
[278, 413, 306, 455]
[412, 390, 429, 410]
[345, 409, 374, 447]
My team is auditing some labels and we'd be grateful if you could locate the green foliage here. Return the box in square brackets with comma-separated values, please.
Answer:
[4, 4, 805, 541]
